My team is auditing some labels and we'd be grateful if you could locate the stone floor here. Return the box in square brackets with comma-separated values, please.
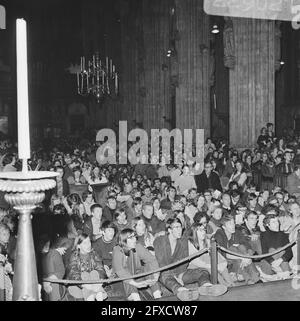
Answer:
[156, 279, 300, 301]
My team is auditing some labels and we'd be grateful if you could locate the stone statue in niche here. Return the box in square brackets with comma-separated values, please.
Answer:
[275, 21, 282, 72]
[223, 16, 236, 69]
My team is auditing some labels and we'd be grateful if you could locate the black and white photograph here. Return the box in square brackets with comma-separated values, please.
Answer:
[0, 0, 300, 310]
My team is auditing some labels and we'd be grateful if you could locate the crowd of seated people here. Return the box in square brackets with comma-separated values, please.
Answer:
[1, 124, 300, 301]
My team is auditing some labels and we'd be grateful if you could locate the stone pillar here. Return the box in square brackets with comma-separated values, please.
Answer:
[142, 0, 171, 132]
[120, 0, 140, 131]
[227, 18, 275, 148]
[175, 0, 210, 137]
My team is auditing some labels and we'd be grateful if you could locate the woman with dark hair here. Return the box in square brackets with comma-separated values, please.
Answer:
[63, 193, 85, 216]
[112, 228, 161, 301]
[126, 197, 143, 220]
[131, 217, 155, 252]
[244, 154, 253, 186]
[66, 233, 107, 301]
[184, 198, 198, 227]
[228, 160, 248, 192]
[257, 127, 268, 150]
[277, 137, 286, 153]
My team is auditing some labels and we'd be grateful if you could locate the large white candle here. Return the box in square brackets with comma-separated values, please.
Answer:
[16, 19, 30, 161]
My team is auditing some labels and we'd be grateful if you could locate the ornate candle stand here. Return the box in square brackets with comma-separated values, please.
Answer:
[0, 171, 58, 301]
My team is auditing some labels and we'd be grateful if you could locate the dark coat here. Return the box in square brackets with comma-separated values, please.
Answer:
[260, 228, 293, 263]
[102, 206, 116, 223]
[194, 171, 222, 194]
[154, 235, 189, 284]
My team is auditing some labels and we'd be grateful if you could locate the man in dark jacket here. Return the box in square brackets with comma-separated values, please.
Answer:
[160, 186, 176, 210]
[55, 166, 70, 197]
[214, 213, 260, 284]
[260, 214, 292, 272]
[194, 161, 222, 194]
[102, 196, 117, 222]
[153, 218, 227, 301]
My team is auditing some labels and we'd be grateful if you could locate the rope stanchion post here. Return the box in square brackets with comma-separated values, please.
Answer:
[210, 237, 218, 285]
[297, 230, 300, 270]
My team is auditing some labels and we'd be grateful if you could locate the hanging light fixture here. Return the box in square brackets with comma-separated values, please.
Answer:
[76, 52, 118, 103]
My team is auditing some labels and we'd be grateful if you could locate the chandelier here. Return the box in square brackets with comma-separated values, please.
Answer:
[76, 52, 118, 102]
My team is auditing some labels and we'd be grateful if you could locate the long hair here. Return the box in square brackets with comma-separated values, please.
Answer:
[233, 159, 246, 175]
[187, 223, 208, 250]
[131, 217, 152, 244]
[117, 228, 135, 252]
[73, 233, 89, 252]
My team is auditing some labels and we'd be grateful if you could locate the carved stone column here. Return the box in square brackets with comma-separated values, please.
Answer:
[175, 0, 210, 138]
[228, 18, 275, 148]
[142, 0, 171, 133]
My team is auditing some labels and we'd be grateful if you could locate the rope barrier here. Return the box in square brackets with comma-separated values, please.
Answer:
[43, 235, 299, 286]
[43, 247, 209, 285]
[217, 240, 296, 260]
